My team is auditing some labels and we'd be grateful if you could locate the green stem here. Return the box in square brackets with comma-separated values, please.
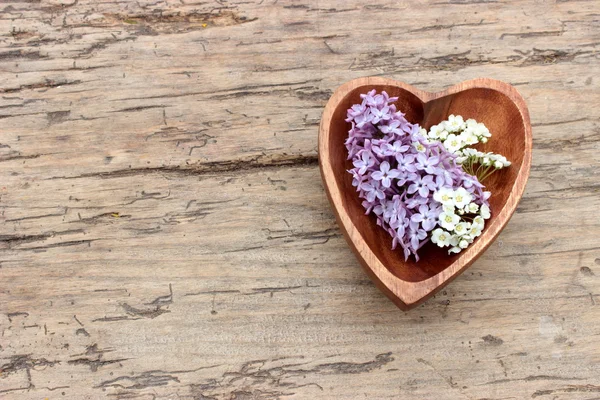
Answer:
[475, 163, 484, 179]
[479, 168, 498, 182]
[465, 157, 475, 175]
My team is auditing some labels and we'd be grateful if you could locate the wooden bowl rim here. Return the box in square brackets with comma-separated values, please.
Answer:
[318, 77, 532, 310]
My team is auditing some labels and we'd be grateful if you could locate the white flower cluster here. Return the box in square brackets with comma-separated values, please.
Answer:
[431, 186, 491, 255]
[427, 115, 511, 180]
[427, 115, 491, 153]
[456, 148, 511, 169]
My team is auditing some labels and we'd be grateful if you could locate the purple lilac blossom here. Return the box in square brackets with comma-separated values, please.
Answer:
[345, 90, 488, 261]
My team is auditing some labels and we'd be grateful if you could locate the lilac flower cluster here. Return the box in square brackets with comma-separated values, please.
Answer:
[345, 90, 489, 261]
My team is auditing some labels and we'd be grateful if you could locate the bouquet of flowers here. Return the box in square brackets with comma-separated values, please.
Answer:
[345, 90, 510, 261]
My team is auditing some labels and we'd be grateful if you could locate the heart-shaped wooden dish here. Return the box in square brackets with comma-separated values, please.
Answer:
[319, 77, 532, 310]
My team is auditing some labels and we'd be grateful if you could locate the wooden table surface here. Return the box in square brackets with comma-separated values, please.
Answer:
[1, 1, 599, 399]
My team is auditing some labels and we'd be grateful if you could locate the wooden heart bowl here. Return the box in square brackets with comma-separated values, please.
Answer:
[319, 77, 532, 310]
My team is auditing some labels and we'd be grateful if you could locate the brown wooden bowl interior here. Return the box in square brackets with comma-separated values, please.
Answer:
[328, 84, 526, 283]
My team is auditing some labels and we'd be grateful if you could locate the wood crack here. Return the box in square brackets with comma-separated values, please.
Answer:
[0, 79, 82, 94]
[47, 154, 319, 180]
[114, 79, 323, 101]
[0, 229, 86, 249]
[483, 375, 586, 385]
[532, 384, 600, 398]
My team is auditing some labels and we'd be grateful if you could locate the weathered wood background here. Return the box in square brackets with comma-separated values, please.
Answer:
[1, 0, 599, 399]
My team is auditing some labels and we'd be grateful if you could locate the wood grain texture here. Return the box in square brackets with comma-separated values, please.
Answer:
[319, 77, 532, 310]
[1, 0, 599, 399]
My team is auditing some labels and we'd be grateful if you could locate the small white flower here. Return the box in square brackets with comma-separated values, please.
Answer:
[460, 129, 479, 145]
[454, 222, 468, 235]
[448, 246, 462, 254]
[443, 204, 455, 215]
[468, 223, 482, 238]
[475, 123, 491, 138]
[443, 134, 464, 153]
[449, 234, 460, 247]
[481, 137, 488, 143]
[462, 148, 477, 157]
[438, 130, 449, 140]
[473, 215, 485, 228]
[453, 187, 472, 209]
[493, 160, 503, 169]
[433, 187, 455, 206]
[467, 202, 479, 214]
[431, 228, 451, 247]
[439, 211, 460, 231]
[494, 154, 511, 167]
[428, 124, 443, 139]
[480, 204, 491, 219]
[459, 239, 469, 249]
[466, 118, 478, 129]
[447, 114, 465, 132]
